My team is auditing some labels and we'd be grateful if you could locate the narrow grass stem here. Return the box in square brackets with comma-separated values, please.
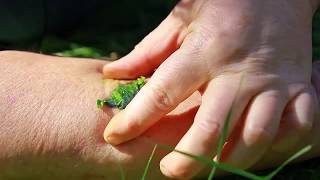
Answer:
[141, 144, 158, 180]
[118, 164, 126, 180]
[208, 109, 233, 180]
[263, 145, 312, 180]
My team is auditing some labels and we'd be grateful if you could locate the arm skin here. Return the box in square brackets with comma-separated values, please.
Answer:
[0, 51, 320, 179]
[0, 50, 201, 180]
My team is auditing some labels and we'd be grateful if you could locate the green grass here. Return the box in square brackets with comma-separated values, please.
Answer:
[118, 164, 126, 180]
[208, 108, 233, 179]
[141, 144, 158, 180]
[139, 110, 312, 180]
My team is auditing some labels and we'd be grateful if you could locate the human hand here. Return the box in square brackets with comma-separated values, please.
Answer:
[103, 0, 317, 179]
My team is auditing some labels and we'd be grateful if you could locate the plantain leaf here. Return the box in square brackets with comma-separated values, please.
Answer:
[97, 76, 145, 109]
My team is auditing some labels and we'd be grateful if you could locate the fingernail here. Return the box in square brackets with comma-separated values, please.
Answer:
[105, 135, 123, 145]
[104, 116, 119, 140]
[103, 69, 113, 78]
[103, 63, 118, 76]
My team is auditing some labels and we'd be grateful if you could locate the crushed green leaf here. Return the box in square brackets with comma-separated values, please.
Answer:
[97, 76, 146, 109]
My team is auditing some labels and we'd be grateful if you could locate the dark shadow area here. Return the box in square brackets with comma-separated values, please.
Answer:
[0, 0, 179, 56]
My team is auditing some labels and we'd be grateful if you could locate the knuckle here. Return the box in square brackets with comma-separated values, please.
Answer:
[183, 30, 210, 55]
[185, 16, 251, 66]
[244, 127, 274, 146]
[215, 11, 252, 39]
[147, 83, 175, 112]
[194, 119, 222, 142]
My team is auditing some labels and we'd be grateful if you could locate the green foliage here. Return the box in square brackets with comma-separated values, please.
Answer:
[142, 131, 311, 180]
[141, 108, 311, 180]
[54, 43, 104, 58]
[97, 76, 146, 109]
[208, 109, 233, 179]
[264, 145, 312, 180]
[118, 164, 126, 180]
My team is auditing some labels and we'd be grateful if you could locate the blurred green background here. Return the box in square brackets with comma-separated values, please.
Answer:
[2, 0, 320, 60]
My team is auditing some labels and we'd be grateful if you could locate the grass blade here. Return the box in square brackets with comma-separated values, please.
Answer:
[118, 164, 126, 180]
[208, 74, 244, 179]
[173, 148, 263, 180]
[143, 139, 310, 180]
[141, 144, 158, 180]
[149, 142, 263, 180]
[208, 109, 233, 180]
[263, 145, 312, 180]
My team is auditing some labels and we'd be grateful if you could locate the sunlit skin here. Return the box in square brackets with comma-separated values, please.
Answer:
[1, 51, 320, 179]
[102, 0, 320, 179]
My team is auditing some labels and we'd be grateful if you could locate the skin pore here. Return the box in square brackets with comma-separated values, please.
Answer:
[0, 51, 320, 179]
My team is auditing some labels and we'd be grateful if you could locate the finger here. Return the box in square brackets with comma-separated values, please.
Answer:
[159, 76, 252, 179]
[103, 12, 188, 79]
[272, 89, 314, 152]
[104, 47, 208, 145]
[221, 90, 288, 169]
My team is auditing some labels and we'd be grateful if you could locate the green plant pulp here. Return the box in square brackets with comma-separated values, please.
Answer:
[97, 76, 146, 109]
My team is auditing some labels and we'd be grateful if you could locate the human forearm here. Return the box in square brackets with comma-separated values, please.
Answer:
[0, 51, 198, 179]
[0, 51, 116, 179]
[0, 51, 163, 179]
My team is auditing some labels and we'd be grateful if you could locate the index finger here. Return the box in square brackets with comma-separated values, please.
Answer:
[103, 48, 208, 145]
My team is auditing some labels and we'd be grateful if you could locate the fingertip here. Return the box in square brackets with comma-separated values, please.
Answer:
[103, 109, 145, 145]
[160, 154, 194, 180]
[103, 58, 148, 79]
[103, 61, 128, 78]
[159, 159, 175, 178]
[102, 60, 117, 74]
[102, 64, 115, 78]
[103, 114, 123, 145]
[104, 134, 122, 146]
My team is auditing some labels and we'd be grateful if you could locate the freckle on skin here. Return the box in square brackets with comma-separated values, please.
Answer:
[5, 94, 19, 107]
[8, 95, 17, 104]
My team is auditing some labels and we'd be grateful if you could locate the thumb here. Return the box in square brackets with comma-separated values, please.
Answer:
[103, 13, 188, 79]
